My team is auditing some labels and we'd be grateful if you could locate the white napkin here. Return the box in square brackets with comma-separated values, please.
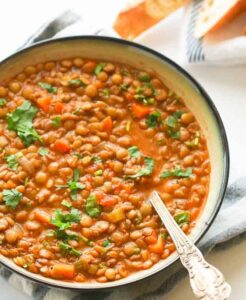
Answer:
[182, 0, 246, 65]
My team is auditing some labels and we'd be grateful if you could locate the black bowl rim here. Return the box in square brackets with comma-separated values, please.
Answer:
[0, 35, 230, 291]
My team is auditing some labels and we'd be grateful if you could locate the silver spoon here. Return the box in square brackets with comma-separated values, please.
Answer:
[149, 191, 231, 300]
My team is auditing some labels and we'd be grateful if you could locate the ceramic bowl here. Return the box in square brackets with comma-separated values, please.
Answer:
[0, 36, 229, 290]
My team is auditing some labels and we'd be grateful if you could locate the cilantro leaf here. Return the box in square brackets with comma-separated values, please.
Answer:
[128, 146, 141, 158]
[52, 116, 61, 128]
[102, 239, 111, 247]
[59, 241, 81, 257]
[7, 101, 42, 146]
[68, 79, 86, 87]
[38, 147, 49, 156]
[102, 89, 110, 97]
[92, 156, 102, 164]
[94, 63, 105, 75]
[165, 111, 183, 139]
[38, 82, 57, 94]
[138, 73, 150, 82]
[85, 194, 102, 217]
[146, 111, 161, 128]
[56, 229, 78, 242]
[5, 152, 22, 170]
[61, 200, 72, 208]
[127, 157, 154, 179]
[94, 169, 103, 176]
[160, 167, 192, 179]
[3, 189, 23, 209]
[0, 98, 7, 106]
[51, 208, 80, 230]
[120, 83, 130, 91]
[174, 211, 190, 225]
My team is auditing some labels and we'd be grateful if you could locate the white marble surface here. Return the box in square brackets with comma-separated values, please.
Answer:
[0, 0, 245, 299]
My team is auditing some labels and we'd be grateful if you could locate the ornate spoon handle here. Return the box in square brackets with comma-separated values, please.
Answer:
[149, 191, 231, 300]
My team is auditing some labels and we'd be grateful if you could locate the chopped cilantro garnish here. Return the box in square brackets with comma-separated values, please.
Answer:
[56, 169, 85, 201]
[146, 111, 161, 128]
[160, 167, 192, 179]
[102, 239, 111, 247]
[92, 156, 102, 164]
[61, 200, 72, 208]
[68, 79, 86, 87]
[128, 146, 141, 158]
[52, 116, 61, 128]
[127, 157, 154, 179]
[138, 73, 150, 82]
[85, 194, 101, 217]
[94, 63, 105, 75]
[38, 82, 57, 94]
[3, 189, 23, 209]
[174, 211, 190, 225]
[94, 169, 103, 176]
[59, 241, 81, 257]
[0, 98, 7, 106]
[165, 111, 183, 139]
[120, 83, 130, 91]
[38, 147, 49, 156]
[7, 101, 42, 146]
[5, 152, 22, 170]
[102, 89, 110, 97]
[51, 208, 80, 230]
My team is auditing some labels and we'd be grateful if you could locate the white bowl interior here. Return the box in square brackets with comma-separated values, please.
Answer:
[0, 38, 228, 289]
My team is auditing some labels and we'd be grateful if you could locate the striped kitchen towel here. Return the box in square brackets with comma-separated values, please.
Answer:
[183, 0, 246, 65]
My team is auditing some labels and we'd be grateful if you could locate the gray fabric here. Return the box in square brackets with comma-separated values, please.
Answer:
[0, 10, 245, 300]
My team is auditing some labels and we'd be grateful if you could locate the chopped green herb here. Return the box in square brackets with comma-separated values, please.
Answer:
[5, 152, 22, 170]
[59, 241, 81, 257]
[68, 79, 86, 87]
[174, 211, 190, 225]
[46, 230, 55, 237]
[94, 63, 105, 75]
[146, 111, 161, 128]
[0, 98, 7, 106]
[128, 146, 141, 159]
[92, 156, 102, 164]
[61, 200, 72, 208]
[102, 239, 111, 247]
[3, 189, 23, 209]
[94, 169, 103, 176]
[185, 131, 200, 148]
[52, 116, 61, 128]
[57, 169, 85, 201]
[160, 232, 169, 241]
[7, 101, 42, 146]
[38, 82, 57, 94]
[72, 107, 82, 115]
[56, 229, 79, 242]
[24, 177, 29, 185]
[125, 120, 132, 132]
[120, 83, 130, 91]
[74, 153, 83, 159]
[38, 147, 49, 156]
[165, 111, 183, 139]
[85, 194, 101, 217]
[160, 167, 192, 179]
[127, 157, 154, 179]
[102, 89, 110, 97]
[51, 208, 80, 230]
[138, 73, 150, 82]
[79, 235, 94, 246]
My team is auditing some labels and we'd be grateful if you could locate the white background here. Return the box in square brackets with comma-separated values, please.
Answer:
[0, 0, 245, 299]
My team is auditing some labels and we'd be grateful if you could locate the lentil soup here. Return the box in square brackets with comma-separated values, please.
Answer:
[0, 58, 210, 283]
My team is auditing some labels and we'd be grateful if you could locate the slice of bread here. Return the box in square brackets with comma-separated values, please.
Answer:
[195, 0, 246, 38]
[113, 0, 189, 39]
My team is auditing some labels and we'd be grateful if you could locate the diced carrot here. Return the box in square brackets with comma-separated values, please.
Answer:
[102, 116, 113, 132]
[148, 235, 164, 254]
[131, 103, 152, 118]
[99, 196, 118, 207]
[95, 80, 104, 89]
[55, 102, 64, 114]
[37, 96, 51, 113]
[35, 209, 50, 224]
[145, 230, 158, 244]
[54, 140, 70, 153]
[125, 92, 134, 101]
[50, 264, 75, 280]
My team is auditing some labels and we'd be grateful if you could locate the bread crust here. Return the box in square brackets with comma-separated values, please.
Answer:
[113, 0, 188, 39]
